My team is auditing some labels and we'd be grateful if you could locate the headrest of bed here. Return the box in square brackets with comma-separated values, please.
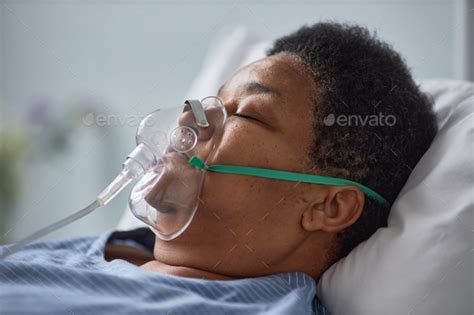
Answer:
[118, 26, 473, 315]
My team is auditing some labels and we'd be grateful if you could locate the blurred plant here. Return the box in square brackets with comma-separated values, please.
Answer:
[0, 97, 102, 233]
[25, 97, 78, 159]
[0, 124, 28, 217]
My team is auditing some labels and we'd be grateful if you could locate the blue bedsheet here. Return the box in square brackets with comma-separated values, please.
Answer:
[0, 228, 329, 314]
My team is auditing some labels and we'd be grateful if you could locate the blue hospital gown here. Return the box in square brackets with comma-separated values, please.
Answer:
[0, 228, 329, 314]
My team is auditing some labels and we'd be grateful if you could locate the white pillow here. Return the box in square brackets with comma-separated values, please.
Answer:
[118, 27, 473, 315]
[318, 79, 473, 315]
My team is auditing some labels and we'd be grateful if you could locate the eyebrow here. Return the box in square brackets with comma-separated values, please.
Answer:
[217, 81, 281, 97]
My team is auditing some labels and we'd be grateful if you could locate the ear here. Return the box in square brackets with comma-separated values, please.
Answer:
[301, 186, 365, 233]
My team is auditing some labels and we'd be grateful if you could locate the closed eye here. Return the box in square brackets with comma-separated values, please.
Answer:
[233, 113, 260, 122]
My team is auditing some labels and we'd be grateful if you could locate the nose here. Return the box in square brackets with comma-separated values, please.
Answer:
[222, 97, 237, 116]
[178, 97, 227, 142]
[178, 107, 198, 129]
[178, 107, 214, 142]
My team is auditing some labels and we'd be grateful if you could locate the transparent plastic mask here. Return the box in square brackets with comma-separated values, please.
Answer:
[129, 97, 227, 240]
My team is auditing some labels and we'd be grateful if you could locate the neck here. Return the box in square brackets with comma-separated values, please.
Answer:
[140, 260, 238, 280]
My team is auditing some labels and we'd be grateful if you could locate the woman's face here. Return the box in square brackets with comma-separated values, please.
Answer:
[153, 52, 322, 278]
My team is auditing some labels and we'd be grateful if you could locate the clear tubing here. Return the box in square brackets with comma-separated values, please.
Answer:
[0, 200, 100, 260]
[0, 156, 146, 261]
[97, 163, 139, 206]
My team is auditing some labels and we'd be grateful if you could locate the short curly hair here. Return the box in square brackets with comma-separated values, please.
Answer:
[268, 22, 438, 263]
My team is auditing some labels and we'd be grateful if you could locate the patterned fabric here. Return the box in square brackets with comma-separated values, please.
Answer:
[0, 228, 329, 314]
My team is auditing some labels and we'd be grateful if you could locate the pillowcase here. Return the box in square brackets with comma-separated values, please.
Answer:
[318, 79, 473, 315]
[117, 26, 473, 315]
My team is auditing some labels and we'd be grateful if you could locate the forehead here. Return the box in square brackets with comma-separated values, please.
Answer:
[221, 53, 315, 105]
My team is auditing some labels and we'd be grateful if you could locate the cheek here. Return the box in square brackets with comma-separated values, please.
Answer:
[199, 120, 309, 222]
[209, 121, 265, 165]
[199, 172, 271, 230]
[198, 165, 305, 239]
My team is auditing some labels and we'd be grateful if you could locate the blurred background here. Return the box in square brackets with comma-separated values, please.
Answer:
[0, 0, 472, 243]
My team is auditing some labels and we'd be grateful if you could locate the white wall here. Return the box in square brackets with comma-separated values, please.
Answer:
[0, 0, 472, 243]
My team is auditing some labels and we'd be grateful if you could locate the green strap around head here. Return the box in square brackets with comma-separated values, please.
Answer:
[189, 156, 390, 207]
